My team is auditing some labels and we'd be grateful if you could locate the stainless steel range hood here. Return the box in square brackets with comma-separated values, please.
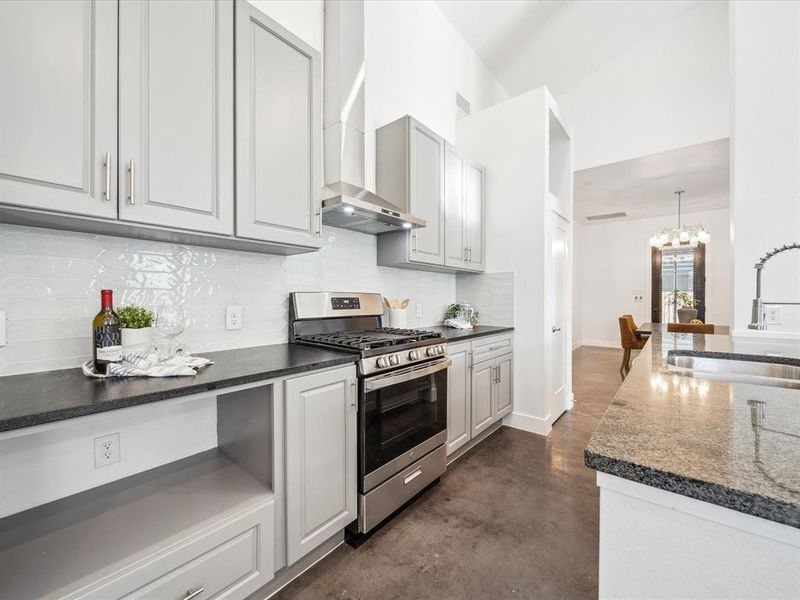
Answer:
[321, 0, 425, 235]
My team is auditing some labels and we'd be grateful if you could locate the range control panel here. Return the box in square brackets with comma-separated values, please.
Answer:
[331, 297, 361, 310]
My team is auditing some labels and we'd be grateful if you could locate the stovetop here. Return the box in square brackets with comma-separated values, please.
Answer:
[296, 327, 442, 352]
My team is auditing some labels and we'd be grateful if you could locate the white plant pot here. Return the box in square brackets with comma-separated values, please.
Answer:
[121, 327, 153, 350]
[677, 308, 698, 323]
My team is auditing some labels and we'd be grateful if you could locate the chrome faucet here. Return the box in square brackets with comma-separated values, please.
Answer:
[748, 242, 800, 330]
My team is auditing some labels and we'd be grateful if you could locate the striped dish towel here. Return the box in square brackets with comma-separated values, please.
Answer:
[83, 351, 213, 378]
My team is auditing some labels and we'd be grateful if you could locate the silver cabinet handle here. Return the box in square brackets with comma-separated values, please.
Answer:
[412, 232, 417, 253]
[184, 587, 204, 600]
[404, 468, 423, 485]
[495, 365, 500, 383]
[486, 344, 506, 352]
[350, 380, 358, 411]
[552, 326, 562, 333]
[103, 153, 111, 201]
[315, 209, 322, 236]
[127, 159, 135, 205]
[468, 246, 472, 261]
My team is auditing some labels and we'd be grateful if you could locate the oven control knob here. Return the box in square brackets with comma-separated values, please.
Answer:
[426, 346, 436, 357]
[389, 354, 399, 366]
[376, 356, 389, 368]
[408, 350, 420, 360]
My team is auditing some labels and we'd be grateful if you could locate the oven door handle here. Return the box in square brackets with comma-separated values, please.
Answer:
[364, 358, 452, 391]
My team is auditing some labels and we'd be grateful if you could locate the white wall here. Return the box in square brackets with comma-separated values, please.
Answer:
[573, 209, 732, 347]
[558, 0, 730, 171]
[363, 0, 508, 190]
[731, 1, 800, 338]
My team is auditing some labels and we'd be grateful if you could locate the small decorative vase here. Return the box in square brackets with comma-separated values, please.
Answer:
[121, 327, 154, 351]
[677, 308, 698, 323]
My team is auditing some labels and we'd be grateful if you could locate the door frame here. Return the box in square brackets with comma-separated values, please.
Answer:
[546, 211, 572, 425]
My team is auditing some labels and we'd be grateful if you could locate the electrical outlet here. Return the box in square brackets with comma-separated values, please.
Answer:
[94, 433, 120, 468]
[415, 303, 423, 318]
[226, 306, 243, 330]
[765, 306, 783, 324]
[633, 290, 644, 303]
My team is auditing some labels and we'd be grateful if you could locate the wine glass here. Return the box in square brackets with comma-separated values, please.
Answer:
[155, 306, 187, 359]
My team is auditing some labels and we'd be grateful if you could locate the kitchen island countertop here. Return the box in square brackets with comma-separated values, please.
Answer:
[585, 330, 800, 528]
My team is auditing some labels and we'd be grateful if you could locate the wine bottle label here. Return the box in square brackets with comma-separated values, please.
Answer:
[95, 325, 122, 362]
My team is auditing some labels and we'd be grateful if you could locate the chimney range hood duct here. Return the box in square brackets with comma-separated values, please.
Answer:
[321, 0, 425, 234]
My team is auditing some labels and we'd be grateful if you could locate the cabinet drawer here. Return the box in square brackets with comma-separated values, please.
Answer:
[79, 500, 274, 600]
[359, 444, 446, 533]
[471, 334, 513, 363]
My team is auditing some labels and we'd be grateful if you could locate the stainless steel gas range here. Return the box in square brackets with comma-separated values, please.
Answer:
[289, 292, 449, 539]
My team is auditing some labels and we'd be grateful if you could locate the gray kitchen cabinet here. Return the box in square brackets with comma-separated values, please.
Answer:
[376, 116, 446, 268]
[494, 353, 513, 419]
[118, 0, 234, 235]
[284, 366, 357, 565]
[235, 2, 322, 249]
[376, 117, 485, 273]
[444, 144, 469, 270]
[447, 334, 514, 456]
[464, 161, 486, 271]
[0, 0, 118, 219]
[471, 359, 495, 437]
[446, 342, 471, 454]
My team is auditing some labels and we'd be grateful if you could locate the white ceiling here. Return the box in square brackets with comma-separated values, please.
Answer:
[434, 0, 701, 96]
[574, 138, 730, 223]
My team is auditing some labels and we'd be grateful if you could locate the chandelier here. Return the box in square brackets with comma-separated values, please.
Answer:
[649, 190, 710, 249]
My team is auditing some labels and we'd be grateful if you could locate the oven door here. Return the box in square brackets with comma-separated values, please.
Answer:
[359, 358, 449, 492]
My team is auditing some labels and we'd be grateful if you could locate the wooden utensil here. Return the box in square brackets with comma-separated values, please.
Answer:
[400, 299, 410, 308]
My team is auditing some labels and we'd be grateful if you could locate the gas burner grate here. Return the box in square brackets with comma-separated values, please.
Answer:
[297, 328, 442, 351]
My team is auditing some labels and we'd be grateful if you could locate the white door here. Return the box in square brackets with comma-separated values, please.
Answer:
[235, 2, 322, 248]
[0, 0, 117, 218]
[470, 360, 494, 437]
[408, 118, 445, 265]
[118, 0, 234, 235]
[284, 367, 357, 565]
[549, 213, 570, 421]
[446, 343, 471, 455]
[465, 161, 486, 271]
[444, 144, 468, 269]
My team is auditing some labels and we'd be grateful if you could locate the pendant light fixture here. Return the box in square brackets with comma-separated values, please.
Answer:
[649, 190, 711, 249]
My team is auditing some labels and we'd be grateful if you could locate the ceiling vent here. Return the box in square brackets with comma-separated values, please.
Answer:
[585, 211, 627, 222]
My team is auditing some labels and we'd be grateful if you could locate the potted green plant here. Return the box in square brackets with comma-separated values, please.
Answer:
[665, 291, 701, 323]
[117, 305, 155, 349]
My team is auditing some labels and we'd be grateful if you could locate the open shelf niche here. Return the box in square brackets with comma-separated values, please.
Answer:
[0, 383, 276, 599]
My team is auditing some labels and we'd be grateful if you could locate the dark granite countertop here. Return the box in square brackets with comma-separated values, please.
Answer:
[427, 324, 514, 342]
[0, 344, 357, 434]
[585, 331, 800, 528]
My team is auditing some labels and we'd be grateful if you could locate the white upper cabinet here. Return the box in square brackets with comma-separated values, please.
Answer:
[376, 116, 487, 273]
[464, 161, 486, 271]
[0, 0, 118, 219]
[118, 0, 234, 235]
[408, 119, 445, 265]
[444, 144, 468, 270]
[234, 3, 322, 248]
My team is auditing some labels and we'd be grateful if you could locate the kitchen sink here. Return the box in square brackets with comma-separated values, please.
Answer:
[666, 353, 800, 390]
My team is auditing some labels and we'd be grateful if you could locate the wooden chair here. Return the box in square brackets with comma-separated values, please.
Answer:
[619, 316, 647, 379]
[667, 322, 715, 334]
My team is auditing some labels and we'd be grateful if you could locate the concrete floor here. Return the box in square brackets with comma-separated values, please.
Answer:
[275, 346, 621, 600]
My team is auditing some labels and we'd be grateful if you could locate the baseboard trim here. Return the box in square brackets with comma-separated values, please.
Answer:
[503, 410, 552, 436]
[447, 420, 503, 464]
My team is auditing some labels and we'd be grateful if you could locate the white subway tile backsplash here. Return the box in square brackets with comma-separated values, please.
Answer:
[0, 224, 456, 376]
[455, 271, 515, 327]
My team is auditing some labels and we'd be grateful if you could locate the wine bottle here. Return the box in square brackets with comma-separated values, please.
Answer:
[93, 289, 122, 374]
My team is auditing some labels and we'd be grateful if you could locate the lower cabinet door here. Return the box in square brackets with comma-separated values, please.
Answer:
[494, 354, 513, 419]
[284, 366, 357, 565]
[471, 360, 494, 437]
[446, 343, 471, 455]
